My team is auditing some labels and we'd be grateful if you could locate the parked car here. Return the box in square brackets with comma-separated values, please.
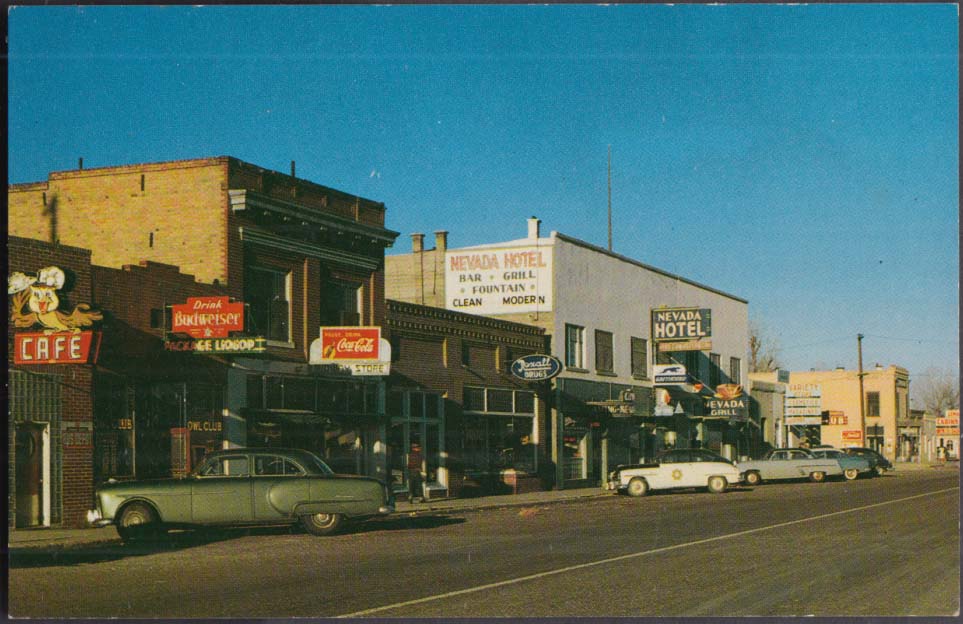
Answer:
[607, 448, 743, 497]
[87, 448, 395, 542]
[808, 447, 873, 480]
[737, 448, 843, 485]
[844, 447, 894, 476]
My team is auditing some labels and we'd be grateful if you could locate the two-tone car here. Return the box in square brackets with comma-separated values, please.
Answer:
[737, 448, 844, 485]
[608, 448, 743, 497]
[808, 447, 873, 480]
[87, 448, 394, 542]
[844, 446, 894, 476]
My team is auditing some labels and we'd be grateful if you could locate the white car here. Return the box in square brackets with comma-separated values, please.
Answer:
[607, 448, 744, 497]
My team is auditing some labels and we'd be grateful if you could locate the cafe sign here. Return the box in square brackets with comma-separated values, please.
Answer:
[511, 354, 562, 381]
[15, 331, 102, 365]
[171, 296, 244, 338]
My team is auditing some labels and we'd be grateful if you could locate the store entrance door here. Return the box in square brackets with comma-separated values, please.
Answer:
[15, 422, 46, 528]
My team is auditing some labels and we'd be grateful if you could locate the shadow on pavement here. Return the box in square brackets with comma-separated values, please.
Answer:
[9, 516, 468, 568]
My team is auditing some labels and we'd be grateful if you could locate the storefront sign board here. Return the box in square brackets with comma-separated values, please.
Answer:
[511, 354, 562, 381]
[842, 430, 863, 441]
[171, 296, 244, 338]
[653, 364, 688, 385]
[786, 416, 823, 425]
[164, 337, 267, 354]
[14, 331, 102, 365]
[651, 307, 712, 341]
[657, 340, 713, 352]
[444, 246, 553, 314]
[316, 327, 381, 360]
[706, 384, 748, 420]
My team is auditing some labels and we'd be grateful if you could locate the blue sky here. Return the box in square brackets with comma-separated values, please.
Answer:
[7, 5, 959, 395]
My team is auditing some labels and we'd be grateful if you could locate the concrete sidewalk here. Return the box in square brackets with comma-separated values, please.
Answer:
[7, 462, 954, 552]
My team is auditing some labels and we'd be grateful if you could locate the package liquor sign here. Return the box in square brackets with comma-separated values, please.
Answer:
[171, 296, 244, 338]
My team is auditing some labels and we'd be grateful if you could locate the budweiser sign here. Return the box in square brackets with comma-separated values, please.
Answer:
[171, 296, 244, 338]
[316, 327, 381, 361]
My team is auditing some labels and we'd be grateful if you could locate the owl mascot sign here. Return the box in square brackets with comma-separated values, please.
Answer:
[9, 266, 103, 364]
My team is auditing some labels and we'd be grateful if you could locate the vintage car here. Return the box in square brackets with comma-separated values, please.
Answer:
[844, 446, 894, 476]
[87, 448, 394, 541]
[737, 448, 844, 485]
[808, 447, 873, 480]
[607, 448, 743, 497]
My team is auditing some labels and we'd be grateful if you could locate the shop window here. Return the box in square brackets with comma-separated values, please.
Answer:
[245, 264, 291, 343]
[487, 389, 514, 413]
[631, 337, 648, 378]
[867, 392, 881, 417]
[285, 378, 316, 412]
[247, 376, 264, 409]
[320, 280, 361, 326]
[409, 393, 425, 419]
[566, 324, 585, 369]
[710, 353, 721, 387]
[515, 391, 535, 415]
[464, 387, 486, 412]
[595, 330, 614, 373]
[266, 377, 284, 409]
[729, 357, 741, 384]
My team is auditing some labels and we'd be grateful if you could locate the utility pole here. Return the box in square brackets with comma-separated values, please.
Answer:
[607, 145, 612, 252]
[858, 334, 866, 446]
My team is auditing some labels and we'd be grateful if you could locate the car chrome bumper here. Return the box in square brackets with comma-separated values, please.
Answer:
[378, 503, 395, 515]
[86, 508, 114, 528]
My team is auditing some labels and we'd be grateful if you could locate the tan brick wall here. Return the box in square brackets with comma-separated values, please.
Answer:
[9, 158, 231, 285]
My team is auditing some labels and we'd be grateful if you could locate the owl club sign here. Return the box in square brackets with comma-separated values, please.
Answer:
[8, 266, 103, 365]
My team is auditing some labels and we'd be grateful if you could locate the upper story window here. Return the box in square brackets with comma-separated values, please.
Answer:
[245, 265, 291, 343]
[867, 391, 881, 417]
[709, 353, 721, 387]
[565, 324, 585, 369]
[595, 330, 614, 374]
[630, 337, 648, 379]
[729, 357, 741, 384]
[320, 280, 361, 326]
[685, 351, 700, 382]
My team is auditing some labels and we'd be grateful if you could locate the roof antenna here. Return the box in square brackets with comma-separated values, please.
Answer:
[607, 145, 612, 252]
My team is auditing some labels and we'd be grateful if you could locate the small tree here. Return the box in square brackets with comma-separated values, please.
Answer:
[749, 318, 782, 373]
[914, 367, 960, 416]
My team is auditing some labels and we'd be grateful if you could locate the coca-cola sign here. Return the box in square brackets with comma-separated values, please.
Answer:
[316, 327, 381, 361]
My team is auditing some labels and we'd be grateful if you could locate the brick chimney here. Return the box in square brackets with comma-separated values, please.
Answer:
[434, 231, 448, 252]
[411, 233, 425, 253]
[527, 216, 541, 239]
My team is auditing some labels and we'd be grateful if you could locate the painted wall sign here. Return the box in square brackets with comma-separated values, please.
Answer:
[14, 331, 102, 365]
[445, 246, 554, 314]
[651, 307, 712, 341]
[511, 354, 562, 381]
[164, 337, 267, 354]
[842, 430, 863, 441]
[653, 364, 688, 385]
[822, 411, 848, 426]
[171, 296, 244, 338]
[8, 266, 103, 334]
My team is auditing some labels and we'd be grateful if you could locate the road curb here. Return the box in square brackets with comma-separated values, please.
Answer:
[397, 491, 612, 517]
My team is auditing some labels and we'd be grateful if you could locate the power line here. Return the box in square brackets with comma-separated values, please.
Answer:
[863, 334, 950, 345]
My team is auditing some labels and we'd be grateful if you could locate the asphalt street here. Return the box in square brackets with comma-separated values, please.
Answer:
[7, 470, 959, 618]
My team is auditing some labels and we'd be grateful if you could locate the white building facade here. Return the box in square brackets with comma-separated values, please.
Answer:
[387, 218, 751, 488]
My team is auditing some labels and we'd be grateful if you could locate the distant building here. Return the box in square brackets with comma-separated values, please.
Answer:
[753, 365, 911, 461]
[387, 217, 752, 487]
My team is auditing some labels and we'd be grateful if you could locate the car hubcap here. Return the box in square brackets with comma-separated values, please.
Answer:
[313, 514, 335, 527]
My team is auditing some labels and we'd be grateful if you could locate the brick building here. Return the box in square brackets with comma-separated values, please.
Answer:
[385, 298, 550, 498]
[9, 157, 399, 528]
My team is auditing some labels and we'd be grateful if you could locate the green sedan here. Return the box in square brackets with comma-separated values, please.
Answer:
[87, 448, 395, 542]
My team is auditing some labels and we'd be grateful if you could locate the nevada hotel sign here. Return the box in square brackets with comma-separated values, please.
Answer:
[445, 246, 553, 315]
